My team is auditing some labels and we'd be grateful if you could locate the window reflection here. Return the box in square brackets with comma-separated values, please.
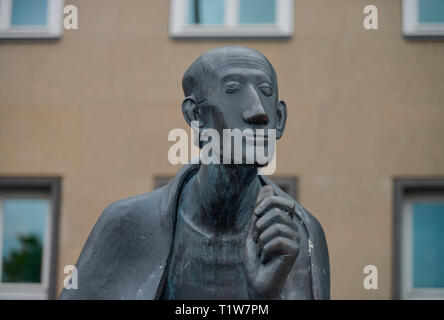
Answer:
[188, 0, 225, 25]
[413, 203, 444, 288]
[1, 199, 49, 283]
[11, 0, 48, 26]
[419, 0, 444, 23]
[239, 0, 276, 24]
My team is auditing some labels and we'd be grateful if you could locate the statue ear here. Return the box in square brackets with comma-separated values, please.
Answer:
[182, 96, 202, 127]
[276, 100, 287, 139]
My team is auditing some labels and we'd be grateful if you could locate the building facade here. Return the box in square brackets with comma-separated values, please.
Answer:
[0, 0, 444, 299]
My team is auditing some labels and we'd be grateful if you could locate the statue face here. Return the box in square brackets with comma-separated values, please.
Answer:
[182, 47, 287, 166]
[209, 65, 276, 131]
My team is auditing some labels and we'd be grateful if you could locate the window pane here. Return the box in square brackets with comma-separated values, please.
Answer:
[188, 0, 224, 25]
[419, 0, 444, 23]
[1, 198, 48, 283]
[413, 203, 444, 288]
[239, 0, 276, 24]
[11, 0, 48, 26]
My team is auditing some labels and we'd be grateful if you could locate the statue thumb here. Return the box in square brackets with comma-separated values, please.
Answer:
[256, 185, 275, 206]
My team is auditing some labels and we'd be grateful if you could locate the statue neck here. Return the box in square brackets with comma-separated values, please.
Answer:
[184, 164, 260, 233]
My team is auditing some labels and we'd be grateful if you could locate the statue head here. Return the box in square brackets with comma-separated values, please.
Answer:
[181, 46, 287, 167]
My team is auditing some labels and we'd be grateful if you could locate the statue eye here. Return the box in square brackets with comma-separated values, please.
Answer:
[224, 81, 241, 94]
[259, 83, 273, 97]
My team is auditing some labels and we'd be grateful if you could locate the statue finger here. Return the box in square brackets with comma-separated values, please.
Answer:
[253, 208, 298, 242]
[255, 195, 296, 219]
[259, 237, 299, 265]
[256, 185, 275, 207]
[257, 223, 300, 251]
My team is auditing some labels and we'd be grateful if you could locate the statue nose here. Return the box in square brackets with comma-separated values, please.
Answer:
[243, 109, 269, 125]
[242, 88, 269, 125]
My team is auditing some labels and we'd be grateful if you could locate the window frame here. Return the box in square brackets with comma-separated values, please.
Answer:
[169, 0, 293, 38]
[0, 0, 64, 39]
[394, 178, 444, 299]
[0, 177, 61, 300]
[402, 0, 444, 37]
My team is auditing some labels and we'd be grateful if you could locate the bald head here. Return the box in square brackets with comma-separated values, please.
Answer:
[182, 46, 278, 102]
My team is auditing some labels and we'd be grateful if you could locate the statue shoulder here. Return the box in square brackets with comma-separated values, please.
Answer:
[82, 186, 166, 254]
[59, 187, 168, 299]
[98, 187, 164, 227]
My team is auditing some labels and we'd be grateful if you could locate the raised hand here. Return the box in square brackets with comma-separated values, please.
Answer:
[244, 185, 300, 299]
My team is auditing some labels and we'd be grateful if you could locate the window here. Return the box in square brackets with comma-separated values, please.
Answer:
[170, 0, 293, 38]
[394, 179, 444, 299]
[402, 0, 444, 37]
[0, 178, 60, 300]
[0, 0, 64, 39]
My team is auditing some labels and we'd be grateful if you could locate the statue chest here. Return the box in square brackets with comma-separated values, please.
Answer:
[160, 209, 250, 300]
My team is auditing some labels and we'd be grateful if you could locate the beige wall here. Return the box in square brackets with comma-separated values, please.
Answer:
[1, 0, 443, 299]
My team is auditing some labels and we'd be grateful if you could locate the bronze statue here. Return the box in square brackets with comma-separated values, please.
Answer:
[60, 46, 330, 300]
